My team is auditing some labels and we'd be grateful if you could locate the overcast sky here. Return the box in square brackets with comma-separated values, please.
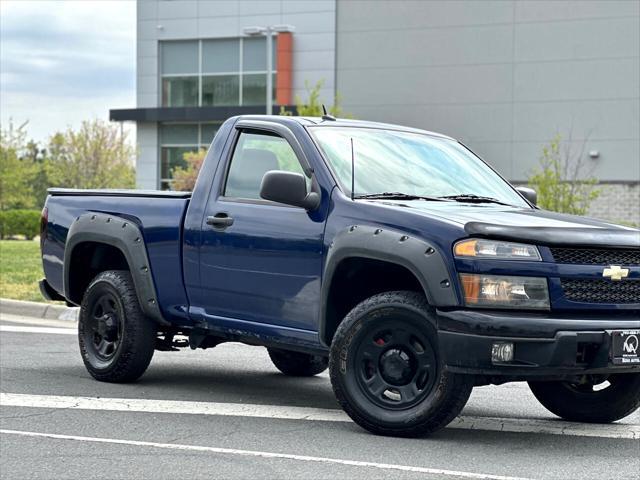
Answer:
[0, 0, 136, 143]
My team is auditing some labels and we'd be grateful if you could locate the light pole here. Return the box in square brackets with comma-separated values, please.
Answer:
[243, 25, 295, 115]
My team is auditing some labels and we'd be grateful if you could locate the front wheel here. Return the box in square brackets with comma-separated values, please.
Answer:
[528, 374, 640, 423]
[329, 291, 473, 437]
[79, 270, 156, 383]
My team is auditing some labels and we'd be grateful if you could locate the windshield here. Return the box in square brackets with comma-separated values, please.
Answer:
[310, 127, 529, 207]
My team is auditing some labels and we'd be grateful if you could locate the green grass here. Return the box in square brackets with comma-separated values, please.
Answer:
[0, 240, 45, 302]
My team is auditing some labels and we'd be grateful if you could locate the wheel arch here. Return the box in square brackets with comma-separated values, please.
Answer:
[64, 213, 167, 325]
[320, 225, 459, 346]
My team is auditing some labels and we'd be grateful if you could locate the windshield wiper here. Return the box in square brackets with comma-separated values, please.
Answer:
[438, 194, 512, 206]
[354, 192, 447, 201]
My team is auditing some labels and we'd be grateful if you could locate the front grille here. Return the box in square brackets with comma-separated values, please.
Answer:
[551, 247, 640, 266]
[561, 279, 640, 304]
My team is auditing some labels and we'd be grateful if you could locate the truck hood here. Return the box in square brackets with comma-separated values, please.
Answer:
[366, 200, 640, 248]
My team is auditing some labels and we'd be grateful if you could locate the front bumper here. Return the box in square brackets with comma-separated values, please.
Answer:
[436, 309, 640, 376]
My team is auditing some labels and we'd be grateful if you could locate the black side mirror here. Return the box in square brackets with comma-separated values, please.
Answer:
[260, 170, 320, 210]
[516, 186, 537, 206]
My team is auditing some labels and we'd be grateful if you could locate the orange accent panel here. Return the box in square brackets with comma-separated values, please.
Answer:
[276, 32, 293, 105]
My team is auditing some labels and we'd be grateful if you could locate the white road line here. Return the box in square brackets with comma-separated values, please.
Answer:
[0, 428, 532, 480]
[0, 325, 75, 335]
[1, 393, 637, 439]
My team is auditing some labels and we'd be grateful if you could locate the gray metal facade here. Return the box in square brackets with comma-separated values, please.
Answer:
[335, 0, 640, 183]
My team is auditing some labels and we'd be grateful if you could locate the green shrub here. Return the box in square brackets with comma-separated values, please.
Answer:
[0, 209, 41, 240]
[528, 134, 600, 216]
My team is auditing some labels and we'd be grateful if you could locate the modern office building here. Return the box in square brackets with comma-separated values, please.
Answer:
[110, 0, 640, 223]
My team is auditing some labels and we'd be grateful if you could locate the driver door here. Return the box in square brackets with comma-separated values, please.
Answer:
[196, 128, 327, 333]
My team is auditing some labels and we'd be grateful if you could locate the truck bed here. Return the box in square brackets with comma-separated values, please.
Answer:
[42, 189, 192, 323]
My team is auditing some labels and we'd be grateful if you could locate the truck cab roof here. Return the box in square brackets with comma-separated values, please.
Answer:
[232, 115, 455, 141]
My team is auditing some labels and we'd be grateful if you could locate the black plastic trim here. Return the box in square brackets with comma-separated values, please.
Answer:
[465, 222, 640, 248]
[235, 119, 314, 177]
[439, 330, 640, 376]
[320, 225, 459, 345]
[437, 308, 640, 339]
[63, 213, 168, 325]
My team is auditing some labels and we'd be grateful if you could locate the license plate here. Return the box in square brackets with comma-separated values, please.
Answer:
[611, 330, 640, 365]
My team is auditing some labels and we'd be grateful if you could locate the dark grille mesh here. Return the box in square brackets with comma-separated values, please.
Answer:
[551, 248, 640, 265]
[561, 279, 640, 304]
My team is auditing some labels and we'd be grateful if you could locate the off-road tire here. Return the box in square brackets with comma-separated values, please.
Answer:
[528, 374, 640, 423]
[79, 270, 156, 383]
[268, 348, 328, 376]
[329, 290, 474, 437]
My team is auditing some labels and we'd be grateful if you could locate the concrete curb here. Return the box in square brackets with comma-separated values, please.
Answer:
[0, 298, 79, 322]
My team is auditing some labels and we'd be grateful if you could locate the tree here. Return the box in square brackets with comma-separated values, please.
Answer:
[0, 121, 38, 210]
[171, 150, 206, 191]
[46, 120, 135, 190]
[528, 134, 600, 215]
[279, 79, 345, 117]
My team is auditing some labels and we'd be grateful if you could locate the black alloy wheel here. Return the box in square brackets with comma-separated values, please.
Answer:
[79, 270, 156, 383]
[84, 291, 123, 363]
[329, 291, 474, 437]
[355, 320, 437, 409]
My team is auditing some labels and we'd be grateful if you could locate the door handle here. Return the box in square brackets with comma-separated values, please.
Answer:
[206, 213, 234, 229]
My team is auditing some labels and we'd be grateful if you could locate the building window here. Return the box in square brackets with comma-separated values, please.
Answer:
[159, 123, 220, 190]
[160, 38, 277, 108]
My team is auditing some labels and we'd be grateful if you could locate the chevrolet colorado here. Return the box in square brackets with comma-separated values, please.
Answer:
[40, 115, 640, 437]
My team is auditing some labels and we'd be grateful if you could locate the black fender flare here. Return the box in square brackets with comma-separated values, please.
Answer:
[63, 212, 167, 325]
[319, 225, 459, 345]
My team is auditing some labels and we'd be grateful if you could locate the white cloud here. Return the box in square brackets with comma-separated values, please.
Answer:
[0, 0, 136, 142]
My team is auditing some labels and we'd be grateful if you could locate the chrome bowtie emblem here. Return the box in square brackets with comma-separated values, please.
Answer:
[602, 265, 629, 281]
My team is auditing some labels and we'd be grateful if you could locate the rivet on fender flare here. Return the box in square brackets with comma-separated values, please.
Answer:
[400, 235, 409, 242]
[425, 247, 435, 255]
[440, 280, 450, 288]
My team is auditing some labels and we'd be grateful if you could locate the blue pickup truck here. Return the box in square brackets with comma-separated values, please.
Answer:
[40, 115, 639, 437]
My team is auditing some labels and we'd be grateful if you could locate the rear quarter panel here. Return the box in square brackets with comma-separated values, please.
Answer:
[43, 194, 191, 324]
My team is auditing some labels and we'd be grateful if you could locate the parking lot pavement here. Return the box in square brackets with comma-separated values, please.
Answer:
[1, 313, 639, 480]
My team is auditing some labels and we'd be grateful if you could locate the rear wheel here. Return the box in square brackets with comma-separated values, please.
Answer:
[268, 348, 328, 376]
[79, 270, 156, 383]
[329, 291, 473, 437]
[528, 374, 640, 423]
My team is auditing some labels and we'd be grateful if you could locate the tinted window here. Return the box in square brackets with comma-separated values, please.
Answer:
[225, 132, 305, 200]
[311, 127, 528, 207]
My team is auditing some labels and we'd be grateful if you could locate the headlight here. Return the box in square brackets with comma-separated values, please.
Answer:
[460, 274, 550, 310]
[454, 239, 541, 261]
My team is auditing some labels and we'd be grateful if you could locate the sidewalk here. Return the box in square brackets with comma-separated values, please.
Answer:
[0, 298, 78, 322]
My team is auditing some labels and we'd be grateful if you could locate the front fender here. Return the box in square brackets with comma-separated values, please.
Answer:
[320, 225, 459, 344]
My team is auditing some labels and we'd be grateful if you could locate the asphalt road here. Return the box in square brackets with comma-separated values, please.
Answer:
[1, 312, 638, 480]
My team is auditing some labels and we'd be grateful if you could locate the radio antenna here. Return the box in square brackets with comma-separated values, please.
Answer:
[350, 137, 355, 200]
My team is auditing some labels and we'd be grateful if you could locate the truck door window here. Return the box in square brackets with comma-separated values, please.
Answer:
[224, 130, 307, 200]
